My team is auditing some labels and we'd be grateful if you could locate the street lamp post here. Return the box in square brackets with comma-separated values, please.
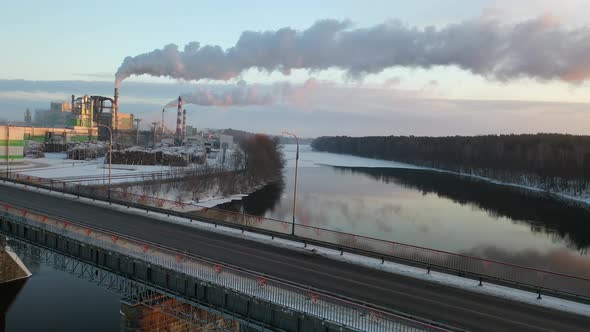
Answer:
[5, 124, 9, 179]
[282, 131, 299, 236]
[97, 124, 113, 194]
[134, 118, 141, 146]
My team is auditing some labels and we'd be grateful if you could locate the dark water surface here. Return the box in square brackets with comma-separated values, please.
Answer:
[219, 145, 590, 277]
[2, 255, 120, 332]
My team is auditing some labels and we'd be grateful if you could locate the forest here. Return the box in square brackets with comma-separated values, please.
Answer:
[311, 134, 590, 198]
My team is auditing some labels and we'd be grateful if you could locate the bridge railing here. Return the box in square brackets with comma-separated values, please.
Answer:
[5, 172, 590, 301]
[0, 200, 447, 332]
[295, 225, 590, 299]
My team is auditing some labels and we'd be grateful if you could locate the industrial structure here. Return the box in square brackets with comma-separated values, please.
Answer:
[3, 88, 137, 157]
[175, 96, 183, 145]
[70, 88, 134, 140]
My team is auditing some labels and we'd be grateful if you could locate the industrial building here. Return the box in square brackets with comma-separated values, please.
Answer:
[0, 126, 25, 162]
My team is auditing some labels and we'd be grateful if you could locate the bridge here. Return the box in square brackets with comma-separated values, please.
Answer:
[1, 175, 590, 331]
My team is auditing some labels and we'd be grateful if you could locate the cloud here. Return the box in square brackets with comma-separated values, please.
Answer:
[116, 16, 590, 85]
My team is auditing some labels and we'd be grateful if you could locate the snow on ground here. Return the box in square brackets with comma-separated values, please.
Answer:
[3, 244, 32, 281]
[5, 180, 589, 318]
[15, 153, 183, 184]
[12, 149, 249, 206]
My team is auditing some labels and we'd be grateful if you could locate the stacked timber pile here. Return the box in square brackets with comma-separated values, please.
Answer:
[44, 142, 69, 152]
[67, 142, 108, 160]
[24, 141, 45, 158]
[109, 149, 189, 166]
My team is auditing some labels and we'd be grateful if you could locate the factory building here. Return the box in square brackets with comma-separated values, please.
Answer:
[34, 102, 73, 128]
[30, 89, 135, 143]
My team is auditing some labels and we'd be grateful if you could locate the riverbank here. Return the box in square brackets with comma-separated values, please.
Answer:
[0, 242, 31, 284]
[300, 144, 590, 209]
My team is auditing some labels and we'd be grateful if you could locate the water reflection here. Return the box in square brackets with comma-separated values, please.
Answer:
[217, 180, 285, 216]
[216, 165, 590, 268]
[4, 255, 120, 332]
[0, 279, 27, 332]
[462, 246, 590, 278]
[339, 167, 590, 252]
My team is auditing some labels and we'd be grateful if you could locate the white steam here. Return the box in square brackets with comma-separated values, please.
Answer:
[165, 79, 319, 108]
[116, 15, 590, 85]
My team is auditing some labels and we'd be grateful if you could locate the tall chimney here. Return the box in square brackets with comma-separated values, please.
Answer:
[113, 87, 119, 130]
[161, 108, 165, 133]
[182, 109, 187, 140]
[175, 96, 183, 145]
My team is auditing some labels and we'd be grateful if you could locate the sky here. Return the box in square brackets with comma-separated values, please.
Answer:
[1, 0, 589, 137]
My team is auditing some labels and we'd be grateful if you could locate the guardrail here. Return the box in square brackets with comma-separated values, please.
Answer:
[0, 200, 448, 332]
[4, 172, 590, 302]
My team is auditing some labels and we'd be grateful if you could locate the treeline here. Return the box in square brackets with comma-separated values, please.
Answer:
[239, 134, 285, 183]
[221, 129, 286, 183]
[312, 134, 590, 197]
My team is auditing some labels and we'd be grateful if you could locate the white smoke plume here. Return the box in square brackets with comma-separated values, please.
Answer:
[164, 80, 271, 108]
[115, 15, 590, 85]
[164, 79, 319, 108]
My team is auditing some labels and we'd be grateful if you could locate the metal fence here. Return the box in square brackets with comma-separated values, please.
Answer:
[5, 172, 590, 301]
[0, 201, 447, 332]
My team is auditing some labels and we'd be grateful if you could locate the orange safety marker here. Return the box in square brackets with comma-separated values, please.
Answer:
[369, 311, 383, 322]
[310, 293, 320, 304]
[257, 277, 267, 288]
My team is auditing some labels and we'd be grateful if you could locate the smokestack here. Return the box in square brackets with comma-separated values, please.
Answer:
[113, 87, 119, 130]
[161, 108, 165, 133]
[175, 96, 182, 145]
[182, 109, 187, 140]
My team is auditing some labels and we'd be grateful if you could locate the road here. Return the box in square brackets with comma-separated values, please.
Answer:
[1, 183, 589, 331]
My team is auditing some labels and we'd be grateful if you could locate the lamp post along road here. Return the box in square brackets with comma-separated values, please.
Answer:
[282, 131, 299, 236]
[5, 125, 9, 179]
[97, 124, 113, 194]
[134, 118, 141, 146]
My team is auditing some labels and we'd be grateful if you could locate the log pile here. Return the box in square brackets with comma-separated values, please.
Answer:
[24, 141, 45, 159]
[108, 150, 189, 166]
[67, 142, 108, 160]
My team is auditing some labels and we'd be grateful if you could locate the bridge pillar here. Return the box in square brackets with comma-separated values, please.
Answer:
[120, 299, 239, 332]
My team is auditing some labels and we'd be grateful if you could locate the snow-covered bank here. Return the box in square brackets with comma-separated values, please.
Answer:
[284, 145, 590, 208]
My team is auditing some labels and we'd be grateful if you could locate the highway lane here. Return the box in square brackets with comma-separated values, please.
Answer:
[1, 184, 589, 331]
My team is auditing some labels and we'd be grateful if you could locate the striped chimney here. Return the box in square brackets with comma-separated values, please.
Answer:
[182, 109, 187, 140]
[175, 96, 183, 144]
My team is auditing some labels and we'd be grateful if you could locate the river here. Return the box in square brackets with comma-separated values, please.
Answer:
[218, 144, 590, 277]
